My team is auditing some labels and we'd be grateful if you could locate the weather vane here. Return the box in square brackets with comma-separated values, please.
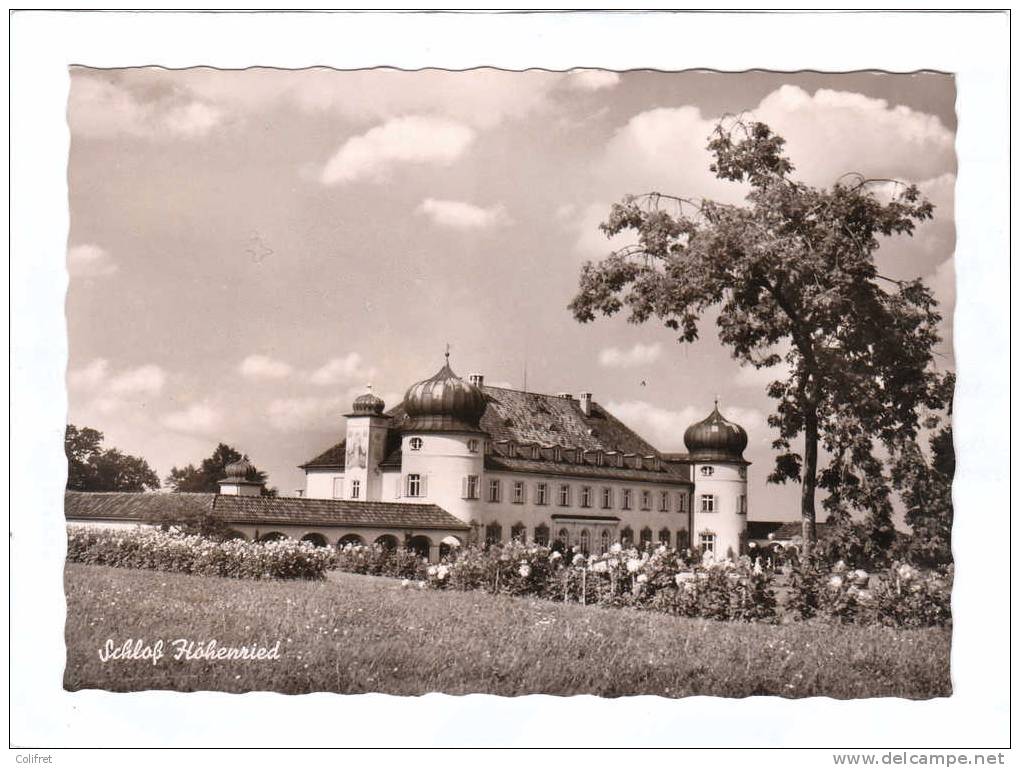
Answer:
[445, 343, 451, 363]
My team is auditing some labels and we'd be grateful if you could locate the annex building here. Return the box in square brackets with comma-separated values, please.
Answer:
[66, 357, 752, 562]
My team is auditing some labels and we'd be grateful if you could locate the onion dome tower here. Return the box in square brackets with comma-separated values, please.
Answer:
[402, 354, 487, 433]
[218, 457, 264, 497]
[684, 399, 750, 561]
[342, 385, 391, 503]
[683, 402, 749, 462]
[397, 351, 489, 531]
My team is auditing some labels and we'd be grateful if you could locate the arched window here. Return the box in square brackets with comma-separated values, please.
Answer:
[640, 527, 653, 548]
[658, 527, 671, 546]
[579, 529, 590, 554]
[259, 531, 286, 543]
[676, 530, 690, 550]
[534, 524, 550, 547]
[301, 533, 329, 548]
[620, 526, 633, 546]
[510, 523, 527, 543]
[485, 523, 503, 545]
[600, 529, 610, 553]
[558, 528, 570, 547]
[409, 437, 423, 451]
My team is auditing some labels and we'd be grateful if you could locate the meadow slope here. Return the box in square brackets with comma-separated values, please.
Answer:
[64, 564, 951, 698]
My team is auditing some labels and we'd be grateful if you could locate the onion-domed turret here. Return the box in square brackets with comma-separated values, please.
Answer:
[350, 387, 386, 416]
[224, 457, 256, 480]
[403, 357, 487, 432]
[683, 402, 748, 462]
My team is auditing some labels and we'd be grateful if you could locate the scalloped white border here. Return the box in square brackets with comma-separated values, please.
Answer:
[9, 9, 1011, 754]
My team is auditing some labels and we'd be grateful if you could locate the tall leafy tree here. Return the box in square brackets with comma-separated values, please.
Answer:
[165, 442, 270, 494]
[569, 119, 951, 549]
[65, 424, 160, 492]
[890, 386, 955, 566]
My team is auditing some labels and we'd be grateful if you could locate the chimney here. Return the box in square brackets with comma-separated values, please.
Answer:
[555, 392, 574, 400]
[578, 391, 593, 416]
[469, 373, 484, 387]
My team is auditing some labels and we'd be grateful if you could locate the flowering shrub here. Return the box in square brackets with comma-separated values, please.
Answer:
[333, 543, 425, 580]
[788, 556, 952, 627]
[66, 525, 333, 580]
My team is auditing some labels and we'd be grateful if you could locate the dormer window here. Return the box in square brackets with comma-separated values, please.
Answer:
[409, 437, 423, 452]
[700, 465, 714, 476]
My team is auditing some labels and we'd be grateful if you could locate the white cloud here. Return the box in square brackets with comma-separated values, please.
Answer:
[598, 343, 662, 368]
[160, 403, 222, 434]
[566, 70, 621, 92]
[754, 85, 955, 185]
[309, 353, 377, 386]
[68, 244, 117, 277]
[266, 396, 344, 432]
[239, 354, 293, 380]
[68, 358, 110, 389]
[596, 85, 955, 212]
[320, 116, 475, 185]
[109, 365, 165, 396]
[416, 198, 510, 230]
[177, 68, 562, 131]
[69, 359, 164, 397]
[69, 74, 223, 139]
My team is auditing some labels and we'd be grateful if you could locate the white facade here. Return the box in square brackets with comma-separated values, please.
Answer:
[690, 461, 748, 560]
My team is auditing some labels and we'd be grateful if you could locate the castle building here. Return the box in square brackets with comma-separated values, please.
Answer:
[65, 357, 751, 563]
[300, 357, 751, 560]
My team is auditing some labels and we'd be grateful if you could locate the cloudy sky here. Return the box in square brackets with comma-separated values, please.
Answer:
[66, 68, 956, 518]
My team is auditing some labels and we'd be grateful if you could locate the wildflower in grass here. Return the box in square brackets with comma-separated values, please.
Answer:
[401, 579, 411, 588]
[518, 564, 531, 578]
[828, 575, 844, 589]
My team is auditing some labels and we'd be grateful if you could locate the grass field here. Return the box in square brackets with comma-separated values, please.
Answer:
[64, 563, 951, 698]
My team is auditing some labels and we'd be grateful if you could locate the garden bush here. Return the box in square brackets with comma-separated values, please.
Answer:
[66, 525, 334, 580]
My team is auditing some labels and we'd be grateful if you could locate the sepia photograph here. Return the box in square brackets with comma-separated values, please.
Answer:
[8, 8, 1011, 755]
[62, 66, 956, 699]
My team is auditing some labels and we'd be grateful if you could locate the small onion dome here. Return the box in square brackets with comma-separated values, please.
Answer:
[683, 403, 749, 462]
[351, 389, 386, 415]
[223, 458, 256, 481]
[403, 361, 487, 432]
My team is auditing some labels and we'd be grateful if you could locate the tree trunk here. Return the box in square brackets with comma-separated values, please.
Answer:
[801, 409, 819, 552]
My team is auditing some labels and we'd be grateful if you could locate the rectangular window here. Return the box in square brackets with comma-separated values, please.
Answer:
[535, 483, 548, 505]
[350, 479, 361, 499]
[332, 478, 344, 499]
[558, 484, 571, 507]
[462, 475, 479, 500]
[678, 493, 688, 513]
[700, 494, 716, 512]
[580, 486, 592, 508]
[700, 533, 716, 553]
[601, 487, 613, 509]
[640, 490, 652, 511]
[406, 474, 422, 498]
[659, 491, 670, 512]
[739, 495, 747, 515]
[488, 479, 502, 503]
[512, 481, 525, 504]
[621, 488, 632, 510]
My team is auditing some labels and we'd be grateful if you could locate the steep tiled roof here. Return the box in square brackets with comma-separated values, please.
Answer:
[64, 491, 215, 521]
[301, 386, 681, 476]
[211, 495, 469, 530]
[65, 491, 469, 531]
